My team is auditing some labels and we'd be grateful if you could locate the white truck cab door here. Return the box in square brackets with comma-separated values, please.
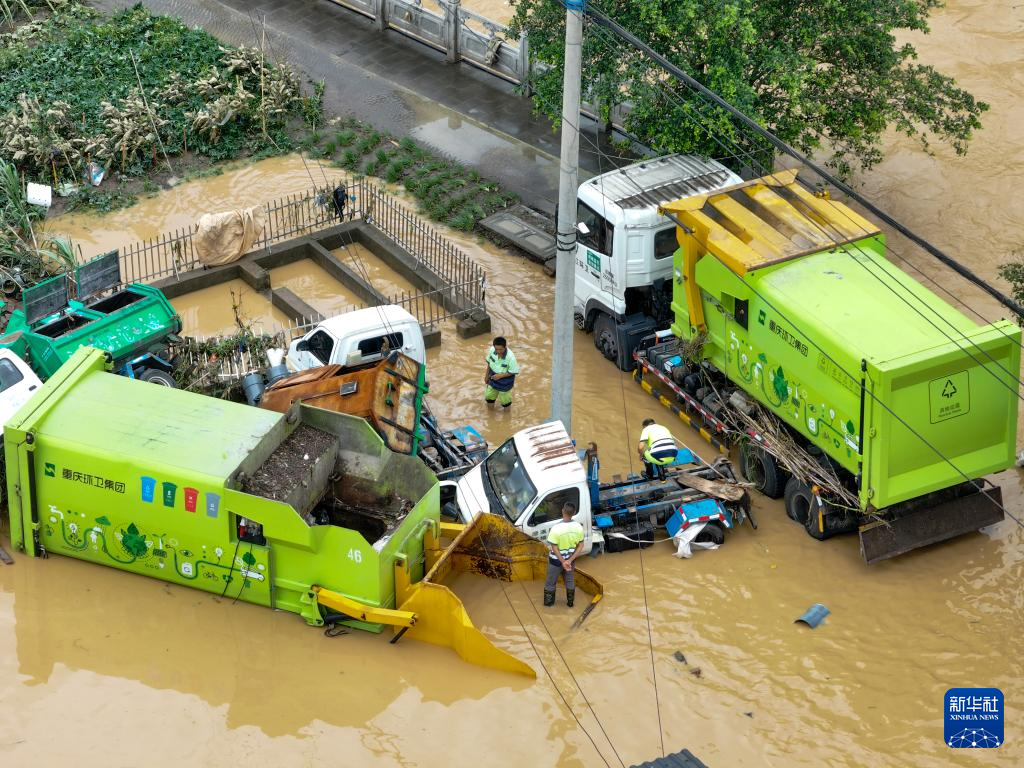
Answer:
[289, 327, 338, 371]
[574, 201, 619, 311]
[520, 486, 590, 555]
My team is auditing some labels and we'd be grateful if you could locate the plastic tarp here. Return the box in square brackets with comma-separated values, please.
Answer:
[672, 520, 720, 559]
[194, 205, 267, 266]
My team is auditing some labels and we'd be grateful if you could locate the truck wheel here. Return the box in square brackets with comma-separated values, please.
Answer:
[694, 521, 725, 546]
[593, 313, 625, 369]
[139, 368, 177, 388]
[784, 476, 814, 526]
[740, 443, 784, 498]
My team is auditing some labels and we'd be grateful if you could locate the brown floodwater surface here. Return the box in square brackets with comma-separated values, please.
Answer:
[3, 3, 1023, 764]
[172, 278, 292, 337]
[270, 258, 364, 318]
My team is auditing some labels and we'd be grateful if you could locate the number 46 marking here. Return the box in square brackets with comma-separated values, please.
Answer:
[347, 548, 362, 564]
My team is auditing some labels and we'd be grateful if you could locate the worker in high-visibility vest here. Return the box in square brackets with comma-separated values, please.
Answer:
[483, 336, 520, 408]
[637, 418, 678, 480]
[544, 502, 585, 607]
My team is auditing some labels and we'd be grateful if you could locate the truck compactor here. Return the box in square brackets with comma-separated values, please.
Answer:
[642, 167, 1019, 561]
[4, 348, 600, 675]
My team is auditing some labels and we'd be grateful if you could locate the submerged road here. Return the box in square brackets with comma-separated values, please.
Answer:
[90, 0, 615, 212]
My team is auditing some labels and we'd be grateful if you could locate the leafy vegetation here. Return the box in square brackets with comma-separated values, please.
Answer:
[0, 3, 515, 235]
[314, 117, 516, 231]
[510, 0, 988, 178]
[997, 256, 1024, 326]
[0, 3, 306, 208]
[0, 158, 75, 293]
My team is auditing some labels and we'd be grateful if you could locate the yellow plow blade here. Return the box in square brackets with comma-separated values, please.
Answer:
[396, 514, 604, 677]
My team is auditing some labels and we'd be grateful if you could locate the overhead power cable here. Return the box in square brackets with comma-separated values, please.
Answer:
[582, 3, 1024, 320]
[539, 5, 1024, 530]
[576, 7, 1024, 404]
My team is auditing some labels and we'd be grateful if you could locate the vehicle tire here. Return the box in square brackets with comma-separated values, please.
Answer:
[139, 367, 177, 388]
[694, 521, 725, 546]
[784, 475, 815, 526]
[593, 313, 630, 371]
[739, 442, 785, 498]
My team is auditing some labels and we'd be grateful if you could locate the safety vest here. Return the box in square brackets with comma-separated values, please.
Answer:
[642, 423, 677, 455]
[486, 347, 519, 391]
[547, 520, 584, 561]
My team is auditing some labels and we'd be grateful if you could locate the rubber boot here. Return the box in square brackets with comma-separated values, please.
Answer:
[566, 589, 575, 608]
[543, 589, 556, 607]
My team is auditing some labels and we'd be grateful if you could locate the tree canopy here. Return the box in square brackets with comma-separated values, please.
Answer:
[509, 0, 987, 177]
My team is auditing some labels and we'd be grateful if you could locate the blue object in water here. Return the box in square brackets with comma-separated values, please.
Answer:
[670, 448, 696, 466]
[796, 603, 830, 628]
[451, 425, 484, 446]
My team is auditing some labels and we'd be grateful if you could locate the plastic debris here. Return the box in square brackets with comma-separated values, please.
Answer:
[84, 162, 105, 186]
[671, 520, 720, 559]
[26, 182, 52, 208]
[795, 603, 830, 628]
[673, 650, 687, 664]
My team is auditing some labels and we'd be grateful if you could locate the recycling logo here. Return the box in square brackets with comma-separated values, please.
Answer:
[941, 379, 957, 399]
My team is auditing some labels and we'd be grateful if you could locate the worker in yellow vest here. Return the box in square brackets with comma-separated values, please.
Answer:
[544, 502, 585, 607]
[483, 336, 520, 408]
[637, 418, 678, 480]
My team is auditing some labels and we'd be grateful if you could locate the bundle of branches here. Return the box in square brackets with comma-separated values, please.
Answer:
[173, 330, 283, 398]
[733, 399, 859, 507]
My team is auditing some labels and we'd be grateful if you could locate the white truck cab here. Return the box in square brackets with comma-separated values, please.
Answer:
[0, 348, 43, 428]
[574, 154, 742, 370]
[286, 305, 426, 372]
[448, 421, 600, 555]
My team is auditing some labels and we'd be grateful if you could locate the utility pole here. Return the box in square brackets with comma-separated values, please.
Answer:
[550, 1, 583, 433]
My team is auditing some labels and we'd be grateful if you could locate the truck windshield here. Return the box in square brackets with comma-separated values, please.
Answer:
[482, 438, 537, 523]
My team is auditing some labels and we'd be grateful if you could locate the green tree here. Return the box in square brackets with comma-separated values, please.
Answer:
[509, 0, 987, 177]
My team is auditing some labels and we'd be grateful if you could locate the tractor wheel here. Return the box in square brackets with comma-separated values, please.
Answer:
[739, 442, 785, 498]
[140, 367, 177, 388]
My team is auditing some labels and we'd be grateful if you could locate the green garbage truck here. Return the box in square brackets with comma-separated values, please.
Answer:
[4, 348, 597, 675]
[0, 252, 181, 385]
[618, 167, 1020, 562]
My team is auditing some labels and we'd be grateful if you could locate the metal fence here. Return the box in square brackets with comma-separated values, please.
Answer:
[329, 0, 530, 85]
[93, 174, 486, 329]
[323, 0, 632, 131]
[361, 184, 486, 308]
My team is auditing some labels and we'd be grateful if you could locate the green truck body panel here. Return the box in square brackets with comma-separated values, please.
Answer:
[1, 284, 181, 379]
[5, 348, 436, 619]
[672, 235, 1021, 510]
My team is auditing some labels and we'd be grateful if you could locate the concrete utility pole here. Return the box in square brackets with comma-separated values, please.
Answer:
[550, 1, 583, 433]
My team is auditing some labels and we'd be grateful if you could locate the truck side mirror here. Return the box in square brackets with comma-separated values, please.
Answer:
[576, 221, 590, 236]
[295, 339, 309, 352]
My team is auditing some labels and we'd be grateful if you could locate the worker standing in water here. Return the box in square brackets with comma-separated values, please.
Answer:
[544, 503, 584, 607]
[638, 418, 679, 480]
[483, 336, 520, 408]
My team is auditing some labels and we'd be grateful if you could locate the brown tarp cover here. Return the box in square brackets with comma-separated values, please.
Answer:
[194, 206, 267, 266]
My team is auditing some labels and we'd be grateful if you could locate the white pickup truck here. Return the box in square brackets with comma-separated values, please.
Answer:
[444, 421, 751, 556]
[286, 305, 426, 372]
[0, 348, 43, 428]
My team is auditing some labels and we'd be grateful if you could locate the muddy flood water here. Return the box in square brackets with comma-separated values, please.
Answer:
[2, 2, 1023, 765]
